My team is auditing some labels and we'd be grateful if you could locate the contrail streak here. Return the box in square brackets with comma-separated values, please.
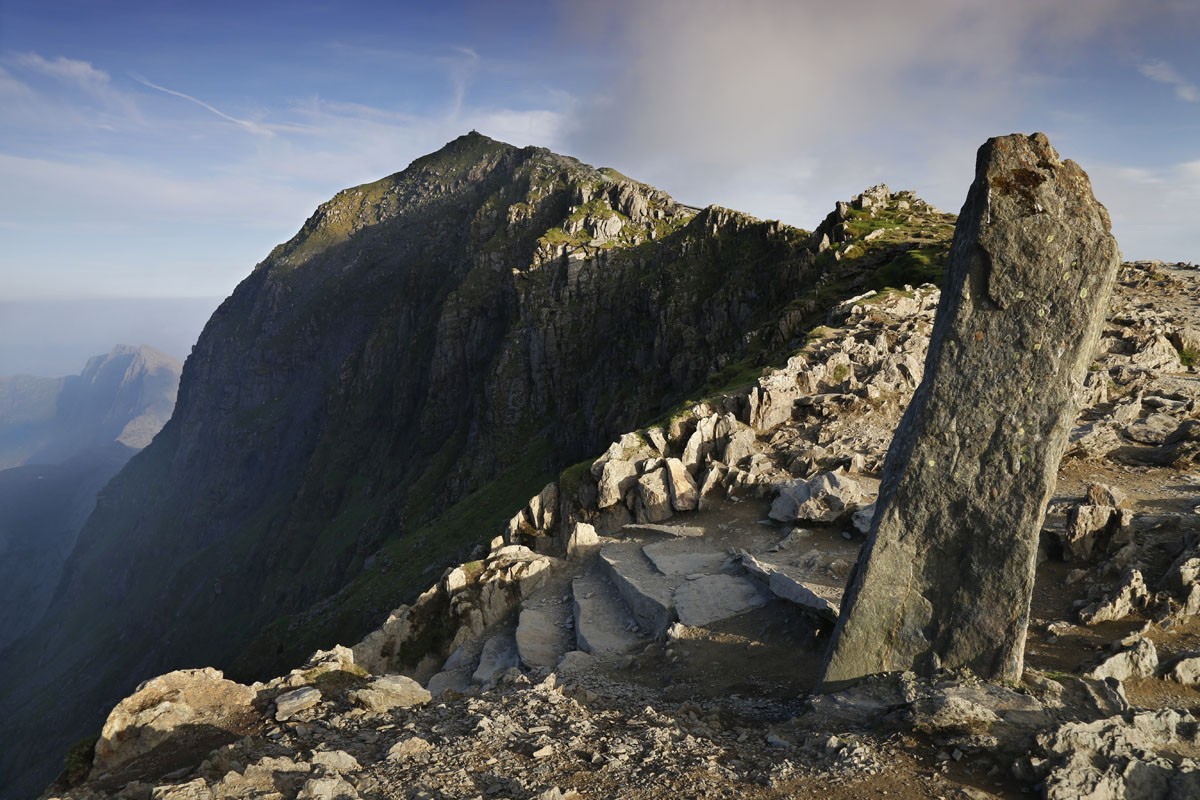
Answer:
[130, 73, 273, 136]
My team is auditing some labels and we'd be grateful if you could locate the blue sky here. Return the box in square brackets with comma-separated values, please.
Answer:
[2, 0, 1200, 307]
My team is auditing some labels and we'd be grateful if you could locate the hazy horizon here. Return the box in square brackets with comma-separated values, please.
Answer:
[0, 295, 222, 377]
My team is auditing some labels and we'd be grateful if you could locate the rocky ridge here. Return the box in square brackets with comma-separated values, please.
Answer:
[0, 138, 959, 800]
[45, 253, 1200, 799]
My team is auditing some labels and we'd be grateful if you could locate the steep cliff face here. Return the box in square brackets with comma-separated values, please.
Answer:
[0, 134, 853, 797]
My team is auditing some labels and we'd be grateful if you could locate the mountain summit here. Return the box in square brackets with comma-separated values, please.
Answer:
[0, 134, 949, 797]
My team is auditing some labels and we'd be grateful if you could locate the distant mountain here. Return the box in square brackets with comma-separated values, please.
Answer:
[0, 344, 182, 468]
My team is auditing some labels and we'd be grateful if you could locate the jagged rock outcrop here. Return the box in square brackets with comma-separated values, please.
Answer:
[41, 252, 1200, 800]
[4, 134, 860, 798]
[822, 133, 1122, 686]
[90, 668, 257, 781]
[1038, 710, 1200, 799]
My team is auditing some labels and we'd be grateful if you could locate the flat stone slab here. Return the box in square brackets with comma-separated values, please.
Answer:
[621, 523, 705, 538]
[642, 540, 727, 576]
[275, 686, 321, 721]
[599, 543, 678, 636]
[673, 574, 772, 627]
[740, 553, 842, 621]
[516, 604, 571, 670]
[571, 573, 644, 656]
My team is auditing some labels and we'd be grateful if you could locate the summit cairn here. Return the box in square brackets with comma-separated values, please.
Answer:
[821, 133, 1121, 687]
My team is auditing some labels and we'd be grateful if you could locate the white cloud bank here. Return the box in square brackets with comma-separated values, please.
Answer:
[559, 0, 1186, 253]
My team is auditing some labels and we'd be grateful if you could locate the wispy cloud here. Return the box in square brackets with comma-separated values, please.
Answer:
[8, 52, 142, 126]
[0, 42, 575, 299]
[130, 73, 274, 137]
[14, 52, 111, 90]
[560, 0, 1140, 226]
[444, 46, 479, 120]
[1138, 58, 1199, 102]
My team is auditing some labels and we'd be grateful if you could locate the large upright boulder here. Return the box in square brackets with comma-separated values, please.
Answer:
[821, 133, 1120, 687]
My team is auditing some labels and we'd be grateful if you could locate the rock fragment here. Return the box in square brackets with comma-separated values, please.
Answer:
[663, 457, 699, 511]
[276, 686, 322, 721]
[1078, 569, 1149, 624]
[769, 469, 875, 523]
[565, 522, 599, 559]
[348, 674, 431, 711]
[1084, 637, 1159, 682]
[387, 736, 433, 760]
[1039, 709, 1200, 799]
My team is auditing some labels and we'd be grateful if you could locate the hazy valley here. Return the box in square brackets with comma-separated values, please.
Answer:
[0, 345, 182, 653]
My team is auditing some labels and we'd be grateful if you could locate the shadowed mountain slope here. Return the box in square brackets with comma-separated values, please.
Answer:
[0, 135, 949, 798]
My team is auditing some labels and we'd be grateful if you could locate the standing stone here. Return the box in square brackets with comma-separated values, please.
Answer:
[821, 133, 1120, 688]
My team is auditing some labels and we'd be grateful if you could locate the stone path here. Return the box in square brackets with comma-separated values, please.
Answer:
[436, 496, 868, 691]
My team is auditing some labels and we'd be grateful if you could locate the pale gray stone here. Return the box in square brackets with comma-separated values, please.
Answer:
[740, 553, 841, 621]
[386, 736, 433, 760]
[642, 541, 725, 576]
[664, 457, 698, 511]
[1170, 655, 1200, 685]
[310, 750, 360, 773]
[516, 606, 569, 670]
[571, 573, 643, 656]
[824, 133, 1121, 686]
[1079, 570, 1149, 624]
[350, 674, 431, 711]
[275, 686, 322, 721]
[599, 544, 676, 636]
[90, 668, 257, 777]
[471, 632, 520, 685]
[297, 775, 359, 800]
[769, 469, 875, 523]
[673, 574, 771, 627]
[1085, 638, 1159, 682]
[566, 522, 599, 559]
[635, 467, 673, 523]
